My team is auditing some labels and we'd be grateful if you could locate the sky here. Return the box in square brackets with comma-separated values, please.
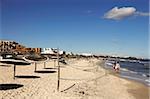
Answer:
[1, 0, 149, 58]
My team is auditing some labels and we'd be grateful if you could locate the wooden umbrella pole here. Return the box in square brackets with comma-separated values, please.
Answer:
[14, 64, 16, 79]
[57, 48, 60, 91]
[35, 62, 37, 72]
[44, 62, 46, 68]
[54, 60, 56, 67]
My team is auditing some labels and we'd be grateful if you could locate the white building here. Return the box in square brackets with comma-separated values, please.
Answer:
[81, 53, 93, 56]
[41, 48, 64, 55]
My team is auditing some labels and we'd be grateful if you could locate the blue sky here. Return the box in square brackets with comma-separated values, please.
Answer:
[1, 0, 149, 58]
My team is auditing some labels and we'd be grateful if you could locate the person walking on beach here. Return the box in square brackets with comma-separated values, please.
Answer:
[113, 61, 120, 72]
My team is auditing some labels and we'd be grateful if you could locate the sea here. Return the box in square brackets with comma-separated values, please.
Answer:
[104, 59, 150, 86]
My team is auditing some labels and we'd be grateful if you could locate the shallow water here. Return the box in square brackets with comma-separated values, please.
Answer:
[104, 60, 150, 86]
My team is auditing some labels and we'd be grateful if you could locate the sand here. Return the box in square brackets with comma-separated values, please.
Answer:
[0, 58, 149, 99]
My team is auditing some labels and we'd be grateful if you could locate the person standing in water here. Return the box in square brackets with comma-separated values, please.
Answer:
[113, 61, 120, 72]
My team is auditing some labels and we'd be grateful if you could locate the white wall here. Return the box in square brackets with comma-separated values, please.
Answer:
[41, 48, 64, 55]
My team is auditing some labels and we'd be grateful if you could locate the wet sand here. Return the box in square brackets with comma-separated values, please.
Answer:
[127, 80, 149, 99]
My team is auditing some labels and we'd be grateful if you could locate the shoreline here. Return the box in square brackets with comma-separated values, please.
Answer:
[109, 72, 149, 99]
[99, 60, 149, 99]
[126, 79, 149, 99]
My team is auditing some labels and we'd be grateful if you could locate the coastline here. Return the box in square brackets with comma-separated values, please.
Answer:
[99, 59, 149, 99]
[100, 60, 149, 99]
[0, 58, 149, 99]
[126, 79, 149, 99]
[108, 71, 149, 99]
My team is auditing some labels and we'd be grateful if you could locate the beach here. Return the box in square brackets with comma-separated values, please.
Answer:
[0, 58, 149, 99]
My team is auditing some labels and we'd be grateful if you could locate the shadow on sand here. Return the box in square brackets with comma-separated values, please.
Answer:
[35, 70, 56, 73]
[44, 67, 57, 69]
[0, 84, 23, 90]
[0, 65, 11, 67]
[15, 75, 40, 79]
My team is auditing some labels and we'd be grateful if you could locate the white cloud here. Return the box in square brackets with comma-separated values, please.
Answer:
[104, 7, 136, 20]
[104, 6, 150, 20]
[135, 11, 150, 16]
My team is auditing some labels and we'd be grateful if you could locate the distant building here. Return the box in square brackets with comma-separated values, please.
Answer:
[0, 40, 41, 55]
[41, 48, 65, 55]
[0, 40, 19, 54]
[25, 48, 41, 54]
[81, 53, 93, 56]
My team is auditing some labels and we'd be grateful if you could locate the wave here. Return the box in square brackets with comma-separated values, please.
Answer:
[120, 68, 129, 71]
[105, 62, 113, 66]
[142, 74, 147, 77]
[129, 71, 138, 74]
[121, 75, 143, 81]
[145, 79, 150, 83]
[142, 74, 150, 78]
